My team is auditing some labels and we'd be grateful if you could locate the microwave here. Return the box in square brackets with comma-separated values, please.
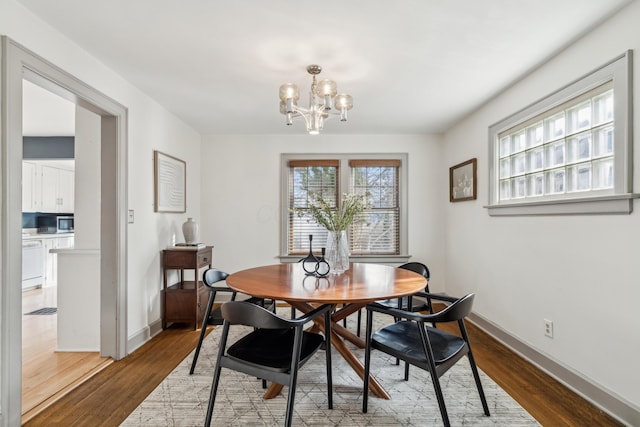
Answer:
[57, 216, 74, 232]
[36, 215, 74, 233]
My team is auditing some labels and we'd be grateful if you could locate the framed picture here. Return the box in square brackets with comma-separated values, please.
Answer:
[449, 158, 477, 202]
[154, 150, 186, 212]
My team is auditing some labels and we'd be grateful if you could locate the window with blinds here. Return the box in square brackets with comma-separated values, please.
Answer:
[288, 160, 339, 254]
[284, 155, 405, 258]
[350, 160, 400, 255]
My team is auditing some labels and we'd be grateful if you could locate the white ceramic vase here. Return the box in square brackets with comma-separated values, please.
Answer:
[326, 230, 349, 274]
[182, 218, 199, 244]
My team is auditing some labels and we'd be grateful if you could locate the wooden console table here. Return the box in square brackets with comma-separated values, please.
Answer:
[162, 245, 213, 329]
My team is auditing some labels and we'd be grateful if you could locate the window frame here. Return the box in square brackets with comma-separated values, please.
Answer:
[280, 153, 410, 263]
[486, 50, 637, 216]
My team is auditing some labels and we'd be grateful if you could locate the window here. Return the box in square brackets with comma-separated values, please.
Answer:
[487, 51, 636, 216]
[281, 154, 408, 263]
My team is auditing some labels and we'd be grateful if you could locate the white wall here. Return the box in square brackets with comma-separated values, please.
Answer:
[442, 1, 640, 420]
[199, 133, 445, 287]
[74, 105, 101, 249]
[0, 0, 201, 345]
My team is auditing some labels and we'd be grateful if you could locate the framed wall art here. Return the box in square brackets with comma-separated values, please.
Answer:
[154, 150, 186, 212]
[449, 158, 477, 202]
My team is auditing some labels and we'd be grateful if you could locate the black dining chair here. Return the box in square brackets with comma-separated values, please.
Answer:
[205, 301, 333, 427]
[189, 268, 273, 375]
[378, 262, 432, 313]
[355, 262, 432, 337]
[362, 293, 490, 427]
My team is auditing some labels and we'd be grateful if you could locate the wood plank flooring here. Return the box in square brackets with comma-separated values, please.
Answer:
[23, 303, 622, 426]
[21, 287, 112, 423]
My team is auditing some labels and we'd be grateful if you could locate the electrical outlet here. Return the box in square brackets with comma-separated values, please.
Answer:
[544, 319, 554, 338]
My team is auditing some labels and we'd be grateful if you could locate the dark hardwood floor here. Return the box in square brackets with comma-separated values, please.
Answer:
[24, 305, 621, 426]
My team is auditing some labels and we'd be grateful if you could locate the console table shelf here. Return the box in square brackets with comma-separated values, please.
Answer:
[162, 246, 213, 330]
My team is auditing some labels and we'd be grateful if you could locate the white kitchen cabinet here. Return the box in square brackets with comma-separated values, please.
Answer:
[41, 164, 75, 213]
[22, 161, 41, 212]
[43, 239, 56, 287]
[23, 160, 75, 213]
[43, 235, 75, 287]
[57, 168, 74, 212]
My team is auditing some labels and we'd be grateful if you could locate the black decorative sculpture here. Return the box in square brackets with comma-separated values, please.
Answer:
[301, 235, 330, 277]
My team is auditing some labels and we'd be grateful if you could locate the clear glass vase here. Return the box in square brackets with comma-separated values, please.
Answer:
[326, 230, 350, 274]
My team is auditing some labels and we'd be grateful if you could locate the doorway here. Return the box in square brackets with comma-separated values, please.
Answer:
[20, 80, 111, 420]
[1, 36, 128, 426]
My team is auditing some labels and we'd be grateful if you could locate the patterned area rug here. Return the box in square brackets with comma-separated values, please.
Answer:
[25, 307, 57, 315]
[122, 309, 540, 426]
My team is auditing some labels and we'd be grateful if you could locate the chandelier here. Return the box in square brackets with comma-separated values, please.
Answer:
[279, 65, 353, 135]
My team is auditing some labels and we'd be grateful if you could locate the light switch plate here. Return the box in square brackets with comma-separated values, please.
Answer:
[128, 209, 135, 223]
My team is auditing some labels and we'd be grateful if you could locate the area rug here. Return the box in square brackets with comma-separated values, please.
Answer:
[122, 309, 540, 426]
[25, 307, 57, 315]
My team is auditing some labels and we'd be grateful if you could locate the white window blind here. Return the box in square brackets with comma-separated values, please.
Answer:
[288, 160, 338, 255]
[283, 155, 407, 259]
[350, 160, 400, 255]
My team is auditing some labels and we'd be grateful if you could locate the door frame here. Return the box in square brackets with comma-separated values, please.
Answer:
[0, 36, 128, 426]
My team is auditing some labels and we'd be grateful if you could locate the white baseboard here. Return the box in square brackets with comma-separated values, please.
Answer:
[126, 319, 166, 354]
[468, 312, 638, 426]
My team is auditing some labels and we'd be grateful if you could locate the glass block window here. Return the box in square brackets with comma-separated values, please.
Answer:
[497, 85, 614, 201]
[488, 51, 633, 216]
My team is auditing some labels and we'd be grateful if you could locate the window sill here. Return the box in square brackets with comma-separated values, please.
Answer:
[485, 193, 640, 216]
[278, 255, 412, 264]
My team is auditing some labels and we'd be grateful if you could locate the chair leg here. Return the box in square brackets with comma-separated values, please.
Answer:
[204, 363, 224, 427]
[284, 381, 296, 427]
[356, 309, 362, 337]
[190, 291, 216, 375]
[459, 320, 490, 416]
[342, 304, 347, 328]
[404, 361, 410, 381]
[418, 325, 450, 426]
[468, 353, 490, 416]
[431, 374, 450, 427]
[324, 309, 333, 409]
[362, 309, 374, 413]
[284, 328, 305, 427]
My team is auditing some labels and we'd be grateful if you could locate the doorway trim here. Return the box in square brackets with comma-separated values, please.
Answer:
[0, 36, 128, 426]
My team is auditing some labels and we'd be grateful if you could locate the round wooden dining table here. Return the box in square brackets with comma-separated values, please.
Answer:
[226, 262, 427, 400]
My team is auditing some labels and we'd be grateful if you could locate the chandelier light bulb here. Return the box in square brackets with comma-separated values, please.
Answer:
[279, 83, 299, 114]
[317, 79, 337, 110]
[334, 94, 353, 121]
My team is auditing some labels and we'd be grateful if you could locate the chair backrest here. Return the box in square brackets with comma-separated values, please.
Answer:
[221, 301, 293, 330]
[432, 293, 474, 323]
[202, 268, 229, 288]
[399, 262, 430, 280]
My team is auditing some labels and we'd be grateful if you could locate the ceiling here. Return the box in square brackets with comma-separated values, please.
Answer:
[18, 0, 631, 136]
[23, 80, 76, 136]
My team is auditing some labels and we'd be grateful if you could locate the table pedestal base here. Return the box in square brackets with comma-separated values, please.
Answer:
[263, 301, 390, 400]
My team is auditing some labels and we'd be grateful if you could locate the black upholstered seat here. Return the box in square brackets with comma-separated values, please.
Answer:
[355, 262, 432, 337]
[189, 268, 273, 375]
[227, 328, 324, 371]
[363, 293, 490, 427]
[205, 301, 333, 427]
[377, 262, 432, 313]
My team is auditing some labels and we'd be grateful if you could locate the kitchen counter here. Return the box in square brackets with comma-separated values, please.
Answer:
[22, 231, 75, 288]
[22, 232, 75, 240]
